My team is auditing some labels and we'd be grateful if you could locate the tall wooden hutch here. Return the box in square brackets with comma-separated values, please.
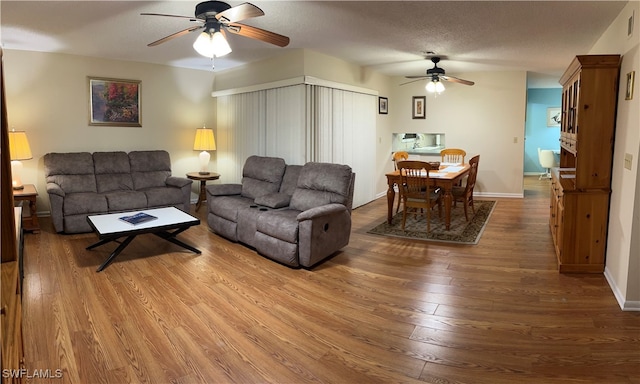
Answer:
[550, 54, 620, 273]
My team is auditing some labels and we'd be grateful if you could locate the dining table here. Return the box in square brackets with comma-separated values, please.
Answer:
[385, 163, 471, 230]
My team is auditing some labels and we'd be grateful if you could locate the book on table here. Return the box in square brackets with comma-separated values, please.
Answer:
[119, 212, 158, 225]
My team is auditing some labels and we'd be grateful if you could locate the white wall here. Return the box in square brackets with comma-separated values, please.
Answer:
[4, 50, 216, 213]
[590, 1, 640, 310]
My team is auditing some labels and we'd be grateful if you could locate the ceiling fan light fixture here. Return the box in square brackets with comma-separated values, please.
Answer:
[426, 79, 445, 94]
[193, 30, 232, 58]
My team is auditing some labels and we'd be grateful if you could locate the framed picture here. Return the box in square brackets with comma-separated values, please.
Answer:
[89, 77, 141, 126]
[378, 97, 388, 114]
[626, 71, 635, 100]
[412, 96, 426, 119]
[547, 107, 561, 127]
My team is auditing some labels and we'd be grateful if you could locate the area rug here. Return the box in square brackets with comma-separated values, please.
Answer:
[367, 200, 496, 244]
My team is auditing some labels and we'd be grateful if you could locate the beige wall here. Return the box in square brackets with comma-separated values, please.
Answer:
[590, 1, 640, 309]
[4, 50, 216, 213]
[212, 49, 526, 198]
[388, 71, 527, 198]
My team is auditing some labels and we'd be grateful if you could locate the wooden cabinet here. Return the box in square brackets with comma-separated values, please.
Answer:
[1, 262, 23, 383]
[550, 55, 620, 273]
[1, 209, 24, 383]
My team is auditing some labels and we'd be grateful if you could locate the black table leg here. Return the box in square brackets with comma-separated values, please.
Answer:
[96, 235, 136, 272]
[153, 228, 201, 254]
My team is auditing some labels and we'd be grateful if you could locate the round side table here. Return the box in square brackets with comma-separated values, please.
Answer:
[186, 172, 221, 212]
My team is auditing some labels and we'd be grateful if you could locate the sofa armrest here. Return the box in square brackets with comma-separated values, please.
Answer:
[297, 203, 347, 221]
[166, 176, 192, 188]
[206, 184, 242, 197]
[46, 182, 65, 197]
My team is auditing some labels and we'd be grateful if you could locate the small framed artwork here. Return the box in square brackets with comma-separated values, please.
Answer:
[89, 77, 141, 126]
[378, 97, 388, 114]
[625, 71, 635, 100]
[547, 107, 561, 127]
[412, 96, 426, 119]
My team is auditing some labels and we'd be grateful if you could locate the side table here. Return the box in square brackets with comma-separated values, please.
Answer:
[13, 183, 40, 233]
[186, 172, 220, 212]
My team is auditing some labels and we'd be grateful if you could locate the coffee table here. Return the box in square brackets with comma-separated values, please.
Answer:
[86, 207, 201, 272]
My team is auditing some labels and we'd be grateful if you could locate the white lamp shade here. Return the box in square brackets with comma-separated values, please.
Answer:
[193, 31, 232, 58]
[8, 130, 32, 160]
[435, 81, 445, 93]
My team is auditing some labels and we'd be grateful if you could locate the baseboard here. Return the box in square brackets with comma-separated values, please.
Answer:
[604, 266, 640, 311]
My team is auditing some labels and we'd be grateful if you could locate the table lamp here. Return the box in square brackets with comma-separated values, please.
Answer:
[8, 129, 33, 190]
[193, 126, 216, 175]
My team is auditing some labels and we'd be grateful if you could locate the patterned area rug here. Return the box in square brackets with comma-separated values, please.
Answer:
[367, 200, 496, 244]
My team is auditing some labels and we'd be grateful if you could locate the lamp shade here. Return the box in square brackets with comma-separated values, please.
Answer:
[8, 130, 32, 160]
[193, 128, 216, 151]
[193, 31, 232, 58]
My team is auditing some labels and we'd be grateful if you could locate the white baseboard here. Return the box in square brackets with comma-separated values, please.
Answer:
[604, 266, 640, 311]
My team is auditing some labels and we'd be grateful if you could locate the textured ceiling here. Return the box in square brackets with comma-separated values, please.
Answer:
[0, 1, 629, 87]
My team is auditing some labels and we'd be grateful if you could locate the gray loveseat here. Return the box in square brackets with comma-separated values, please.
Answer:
[206, 155, 355, 268]
[44, 150, 192, 234]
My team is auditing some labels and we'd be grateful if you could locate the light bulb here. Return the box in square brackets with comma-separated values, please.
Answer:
[435, 81, 445, 93]
[193, 31, 232, 58]
[426, 81, 436, 93]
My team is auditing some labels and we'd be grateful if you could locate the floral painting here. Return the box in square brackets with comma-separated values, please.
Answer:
[89, 77, 141, 126]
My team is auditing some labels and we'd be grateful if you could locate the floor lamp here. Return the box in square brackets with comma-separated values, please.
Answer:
[8, 129, 32, 190]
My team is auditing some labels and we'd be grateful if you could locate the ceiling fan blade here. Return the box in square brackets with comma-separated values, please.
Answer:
[400, 78, 427, 86]
[441, 75, 475, 86]
[148, 25, 203, 47]
[226, 23, 289, 47]
[141, 13, 199, 22]
[216, 3, 264, 23]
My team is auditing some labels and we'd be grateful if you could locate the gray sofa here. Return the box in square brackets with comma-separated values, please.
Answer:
[44, 150, 192, 234]
[206, 155, 355, 268]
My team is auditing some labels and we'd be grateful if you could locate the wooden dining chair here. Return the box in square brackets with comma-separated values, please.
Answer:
[452, 154, 480, 221]
[398, 161, 442, 232]
[440, 148, 466, 164]
[392, 151, 409, 213]
[392, 151, 409, 170]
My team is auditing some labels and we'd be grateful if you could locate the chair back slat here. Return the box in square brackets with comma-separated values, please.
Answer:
[440, 148, 466, 164]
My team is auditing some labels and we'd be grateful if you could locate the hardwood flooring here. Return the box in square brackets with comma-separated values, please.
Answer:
[21, 177, 640, 383]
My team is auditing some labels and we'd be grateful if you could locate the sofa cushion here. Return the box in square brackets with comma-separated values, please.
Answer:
[93, 152, 134, 193]
[279, 165, 303, 195]
[256, 209, 301, 243]
[142, 187, 184, 208]
[290, 162, 353, 212]
[130, 150, 171, 190]
[240, 156, 286, 199]
[63, 192, 108, 215]
[44, 152, 97, 193]
[103, 191, 148, 211]
[210, 195, 255, 222]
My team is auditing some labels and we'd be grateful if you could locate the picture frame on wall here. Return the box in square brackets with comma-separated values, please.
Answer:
[625, 71, 635, 100]
[378, 97, 388, 114]
[89, 77, 141, 127]
[547, 107, 561, 127]
[412, 96, 426, 119]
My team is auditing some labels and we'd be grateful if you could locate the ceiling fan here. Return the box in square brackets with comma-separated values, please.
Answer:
[402, 56, 474, 92]
[142, 1, 289, 59]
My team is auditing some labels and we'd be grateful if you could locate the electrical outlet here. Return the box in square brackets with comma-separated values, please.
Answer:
[624, 153, 633, 170]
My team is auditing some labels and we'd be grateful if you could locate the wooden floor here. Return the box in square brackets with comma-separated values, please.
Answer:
[21, 177, 640, 383]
